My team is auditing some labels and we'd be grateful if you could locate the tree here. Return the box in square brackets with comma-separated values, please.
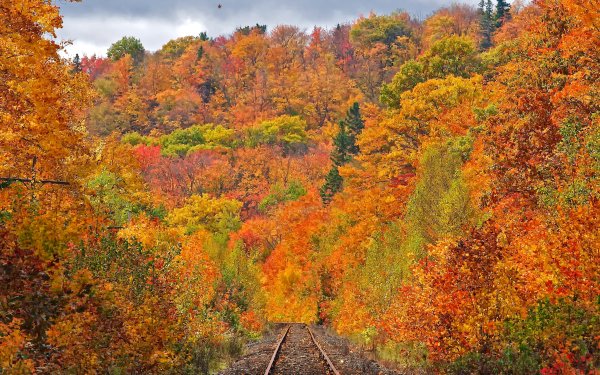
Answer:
[107, 36, 145, 64]
[0, 0, 92, 185]
[486, 0, 496, 34]
[342, 102, 365, 155]
[320, 103, 364, 203]
[422, 35, 481, 78]
[380, 60, 425, 107]
[236, 24, 267, 35]
[350, 12, 413, 47]
[159, 36, 199, 59]
[349, 12, 418, 102]
[376, 1, 600, 370]
[167, 194, 242, 234]
[478, 0, 495, 49]
[404, 138, 475, 248]
[495, 0, 511, 28]
[381, 36, 480, 108]
[80, 55, 111, 79]
[248, 116, 308, 156]
[72, 53, 82, 73]
[0, 0, 92, 369]
[423, 4, 481, 48]
[319, 166, 343, 204]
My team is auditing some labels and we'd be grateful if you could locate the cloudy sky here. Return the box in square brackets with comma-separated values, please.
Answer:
[56, 0, 478, 57]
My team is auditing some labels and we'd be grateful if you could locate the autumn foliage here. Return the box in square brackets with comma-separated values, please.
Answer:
[1, 0, 599, 373]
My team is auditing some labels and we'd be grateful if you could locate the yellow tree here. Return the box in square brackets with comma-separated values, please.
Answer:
[0, 0, 93, 371]
[422, 4, 481, 48]
[0, 0, 92, 184]
[359, 75, 483, 180]
[0, 0, 94, 253]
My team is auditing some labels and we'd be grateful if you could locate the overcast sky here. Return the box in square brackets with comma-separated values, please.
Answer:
[56, 0, 479, 57]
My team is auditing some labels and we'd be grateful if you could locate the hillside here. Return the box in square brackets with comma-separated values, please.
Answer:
[1, 0, 599, 373]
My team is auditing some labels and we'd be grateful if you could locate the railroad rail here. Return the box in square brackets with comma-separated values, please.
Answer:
[264, 325, 290, 375]
[264, 323, 340, 375]
[306, 325, 340, 375]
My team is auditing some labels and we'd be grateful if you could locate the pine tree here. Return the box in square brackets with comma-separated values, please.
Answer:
[478, 0, 495, 50]
[320, 167, 343, 205]
[320, 102, 364, 204]
[330, 122, 352, 166]
[342, 102, 365, 155]
[486, 0, 494, 22]
[72, 53, 82, 73]
[495, 0, 511, 28]
[478, 0, 492, 50]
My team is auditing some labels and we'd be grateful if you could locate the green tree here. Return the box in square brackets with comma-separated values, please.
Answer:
[422, 35, 481, 78]
[107, 36, 145, 64]
[248, 115, 308, 156]
[167, 194, 242, 235]
[350, 12, 412, 48]
[86, 169, 138, 226]
[478, 0, 495, 49]
[320, 167, 343, 205]
[381, 36, 480, 108]
[343, 102, 365, 155]
[259, 180, 307, 212]
[236, 24, 267, 35]
[160, 36, 198, 59]
[495, 0, 511, 28]
[330, 122, 353, 167]
[320, 103, 364, 204]
[405, 137, 475, 253]
[72, 53, 82, 73]
[380, 60, 425, 108]
[159, 124, 235, 157]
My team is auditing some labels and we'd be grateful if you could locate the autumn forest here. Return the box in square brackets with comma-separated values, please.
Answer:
[1, 0, 599, 373]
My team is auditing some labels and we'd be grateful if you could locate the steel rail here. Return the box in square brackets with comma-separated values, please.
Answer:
[264, 324, 340, 375]
[306, 325, 341, 375]
[264, 324, 291, 375]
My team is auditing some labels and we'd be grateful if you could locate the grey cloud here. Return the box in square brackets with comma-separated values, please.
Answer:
[60, 0, 436, 19]
[56, 0, 479, 56]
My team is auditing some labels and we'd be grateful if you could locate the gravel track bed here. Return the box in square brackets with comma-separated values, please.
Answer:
[220, 324, 426, 375]
[270, 324, 333, 375]
[309, 325, 426, 375]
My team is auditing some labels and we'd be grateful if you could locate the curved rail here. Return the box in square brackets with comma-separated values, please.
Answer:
[264, 324, 340, 375]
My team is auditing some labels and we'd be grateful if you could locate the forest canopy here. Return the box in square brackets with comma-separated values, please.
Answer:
[1, 0, 599, 373]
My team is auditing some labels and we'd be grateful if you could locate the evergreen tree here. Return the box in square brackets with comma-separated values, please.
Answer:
[330, 122, 352, 166]
[341, 102, 365, 155]
[320, 167, 343, 205]
[486, 0, 494, 23]
[478, 0, 492, 50]
[236, 24, 267, 35]
[478, 0, 496, 50]
[495, 0, 511, 28]
[72, 53, 82, 73]
[320, 102, 364, 204]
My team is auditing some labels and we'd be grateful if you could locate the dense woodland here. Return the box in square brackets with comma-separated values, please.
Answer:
[1, 0, 599, 373]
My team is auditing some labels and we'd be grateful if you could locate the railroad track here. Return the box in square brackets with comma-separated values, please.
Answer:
[264, 323, 340, 375]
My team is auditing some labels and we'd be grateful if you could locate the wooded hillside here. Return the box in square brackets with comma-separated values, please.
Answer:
[1, 0, 599, 373]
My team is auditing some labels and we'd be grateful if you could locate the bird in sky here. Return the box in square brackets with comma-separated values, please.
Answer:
[218, 4, 222, 9]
